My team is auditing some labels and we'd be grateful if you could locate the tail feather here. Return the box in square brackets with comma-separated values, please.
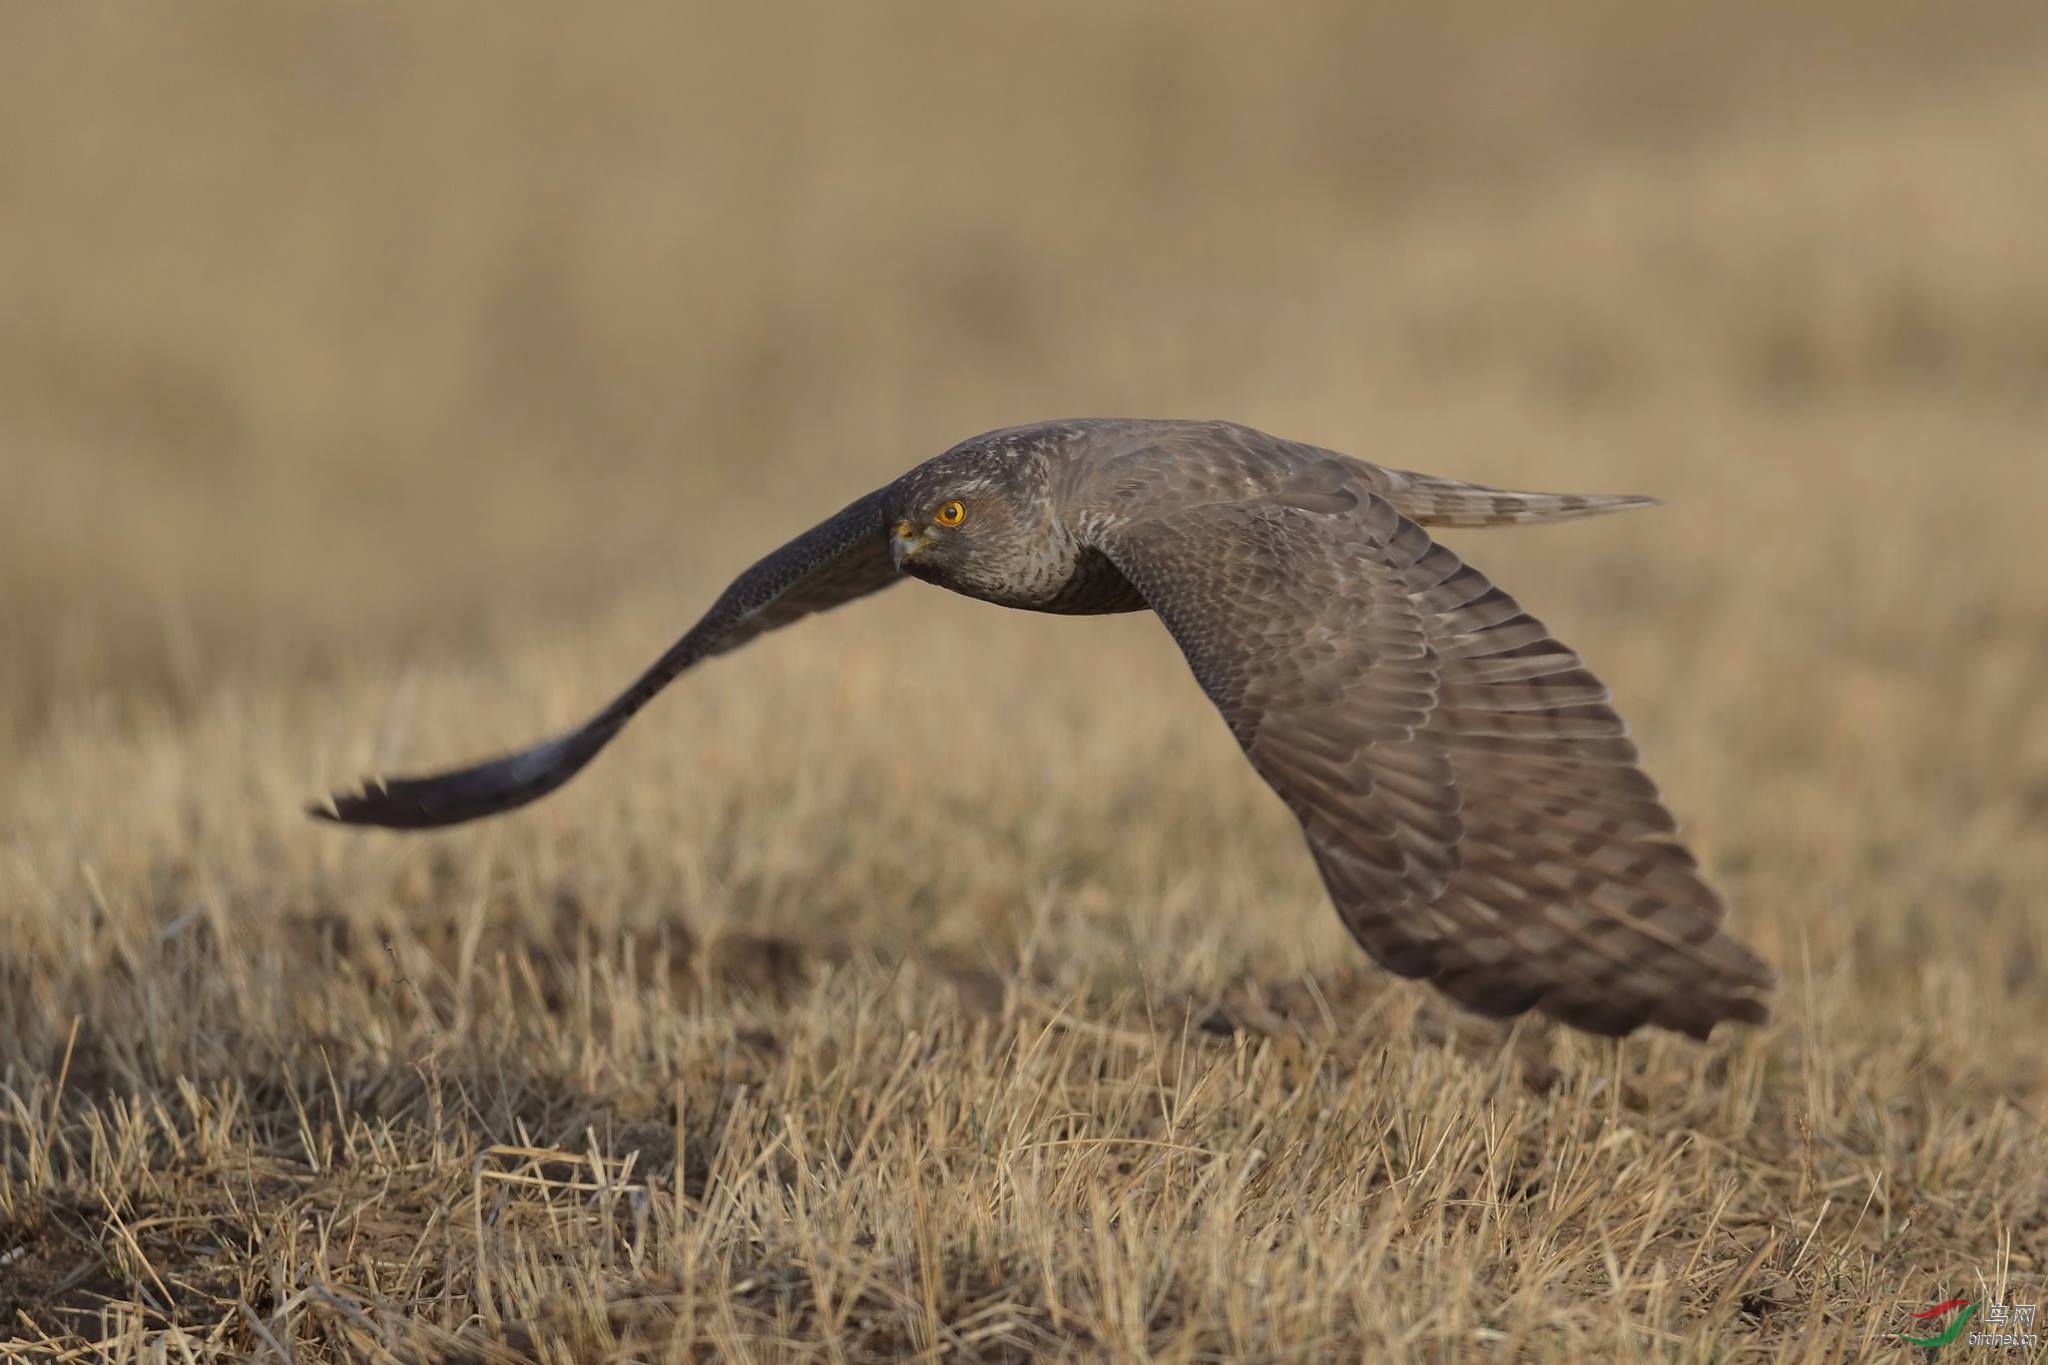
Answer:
[1379, 470, 1660, 529]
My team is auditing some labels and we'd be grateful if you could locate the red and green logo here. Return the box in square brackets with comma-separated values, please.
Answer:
[1898, 1298, 1977, 1350]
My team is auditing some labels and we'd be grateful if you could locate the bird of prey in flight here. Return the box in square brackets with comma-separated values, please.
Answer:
[315, 418, 1772, 1039]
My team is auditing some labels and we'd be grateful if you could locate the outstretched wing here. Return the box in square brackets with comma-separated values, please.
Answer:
[313, 486, 900, 829]
[1096, 481, 1771, 1039]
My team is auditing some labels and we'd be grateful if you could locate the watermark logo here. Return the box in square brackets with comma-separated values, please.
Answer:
[1896, 1297, 2037, 1353]
[1897, 1299, 1976, 1350]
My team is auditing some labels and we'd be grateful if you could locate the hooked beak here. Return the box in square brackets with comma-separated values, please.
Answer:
[891, 519, 932, 563]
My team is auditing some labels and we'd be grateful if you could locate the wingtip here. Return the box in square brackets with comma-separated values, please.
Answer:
[1675, 988, 1773, 1041]
[307, 777, 386, 825]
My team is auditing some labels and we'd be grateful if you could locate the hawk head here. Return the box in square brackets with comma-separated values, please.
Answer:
[885, 439, 1064, 605]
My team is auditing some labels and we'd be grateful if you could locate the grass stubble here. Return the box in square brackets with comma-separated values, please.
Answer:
[2, 2, 2047, 1359]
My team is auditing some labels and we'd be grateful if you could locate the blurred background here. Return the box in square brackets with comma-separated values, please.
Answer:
[4, 0, 2043, 746]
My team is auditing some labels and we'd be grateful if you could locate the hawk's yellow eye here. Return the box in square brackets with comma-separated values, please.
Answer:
[935, 500, 966, 527]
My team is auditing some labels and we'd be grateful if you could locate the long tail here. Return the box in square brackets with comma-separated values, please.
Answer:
[1377, 469, 1660, 528]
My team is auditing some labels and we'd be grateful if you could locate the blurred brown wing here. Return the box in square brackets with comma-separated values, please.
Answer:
[1096, 484, 1772, 1038]
[312, 486, 900, 829]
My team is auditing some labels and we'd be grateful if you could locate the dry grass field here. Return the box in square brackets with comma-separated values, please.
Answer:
[4, 3, 2047, 1359]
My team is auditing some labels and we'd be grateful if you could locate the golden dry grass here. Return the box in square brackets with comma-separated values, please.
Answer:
[4, 3, 2047, 1359]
